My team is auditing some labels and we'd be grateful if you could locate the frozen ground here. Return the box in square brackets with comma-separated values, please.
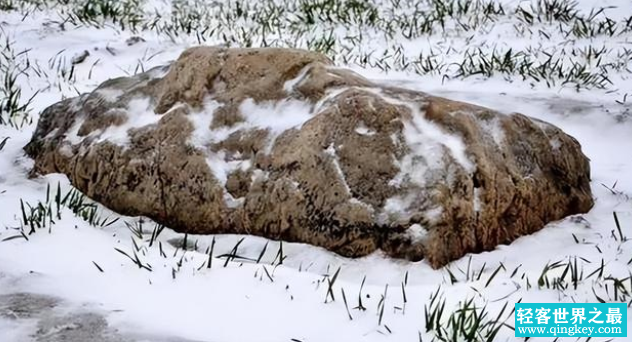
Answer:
[0, 0, 631, 341]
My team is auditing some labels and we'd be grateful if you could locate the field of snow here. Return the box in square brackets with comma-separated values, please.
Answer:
[0, 0, 631, 341]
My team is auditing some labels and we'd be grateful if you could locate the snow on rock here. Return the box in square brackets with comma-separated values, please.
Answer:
[95, 88, 124, 102]
[355, 122, 377, 136]
[1, 2, 631, 341]
[479, 116, 505, 147]
[324, 143, 352, 195]
[405, 224, 429, 244]
[23, 47, 593, 270]
[283, 65, 311, 93]
[97, 97, 161, 146]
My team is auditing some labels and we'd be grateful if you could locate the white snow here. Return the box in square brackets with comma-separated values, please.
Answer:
[379, 194, 416, 224]
[324, 143, 351, 195]
[63, 97, 163, 147]
[97, 97, 162, 146]
[187, 98, 222, 146]
[363, 88, 476, 181]
[348, 197, 375, 213]
[480, 116, 506, 147]
[423, 206, 443, 224]
[283, 65, 311, 93]
[204, 151, 251, 187]
[405, 224, 428, 244]
[316, 86, 350, 108]
[183, 96, 314, 200]
[96, 88, 124, 102]
[403, 101, 476, 174]
[58, 144, 73, 158]
[354, 122, 376, 136]
[1, 0, 631, 341]
[239, 98, 314, 135]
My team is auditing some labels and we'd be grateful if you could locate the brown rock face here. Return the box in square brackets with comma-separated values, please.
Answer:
[24, 47, 593, 268]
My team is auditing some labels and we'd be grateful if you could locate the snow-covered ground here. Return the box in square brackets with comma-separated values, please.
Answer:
[0, 0, 631, 341]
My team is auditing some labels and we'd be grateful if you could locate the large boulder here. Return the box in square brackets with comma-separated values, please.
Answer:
[24, 47, 593, 268]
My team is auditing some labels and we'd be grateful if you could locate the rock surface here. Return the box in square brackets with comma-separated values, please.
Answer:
[24, 47, 594, 268]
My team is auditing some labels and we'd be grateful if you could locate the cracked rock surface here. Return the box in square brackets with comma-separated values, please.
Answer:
[24, 47, 593, 268]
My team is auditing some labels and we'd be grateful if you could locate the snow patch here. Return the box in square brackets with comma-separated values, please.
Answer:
[96, 88, 124, 102]
[187, 98, 223, 146]
[404, 103, 475, 174]
[205, 151, 251, 187]
[424, 206, 443, 223]
[324, 143, 351, 195]
[205, 151, 251, 208]
[63, 98, 165, 147]
[365, 87, 477, 223]
[313, 87, 349, 114]
[183, 97, 313, 208]
[58, 144, 73, 158]
[389, 154, 424, 187]
[238, 98, 314, 154]
[64, 120, 89, 145]
[405, 224, 428, 244]
[283, 66, 311, 93]
[44, 128, 58, 139]
[355, 122, 376, 136]
[348, 198, 375, 213]
[96, 97, 162, 146]
[365, 88, 475, 180]
[379, 194, 415, 224]
[479, 117, 505, 146]
[251, 169, 269, 183]
[240, 98, 314, 134]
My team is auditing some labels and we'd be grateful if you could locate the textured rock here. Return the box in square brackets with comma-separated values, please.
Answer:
[24, 47, 594, 268]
